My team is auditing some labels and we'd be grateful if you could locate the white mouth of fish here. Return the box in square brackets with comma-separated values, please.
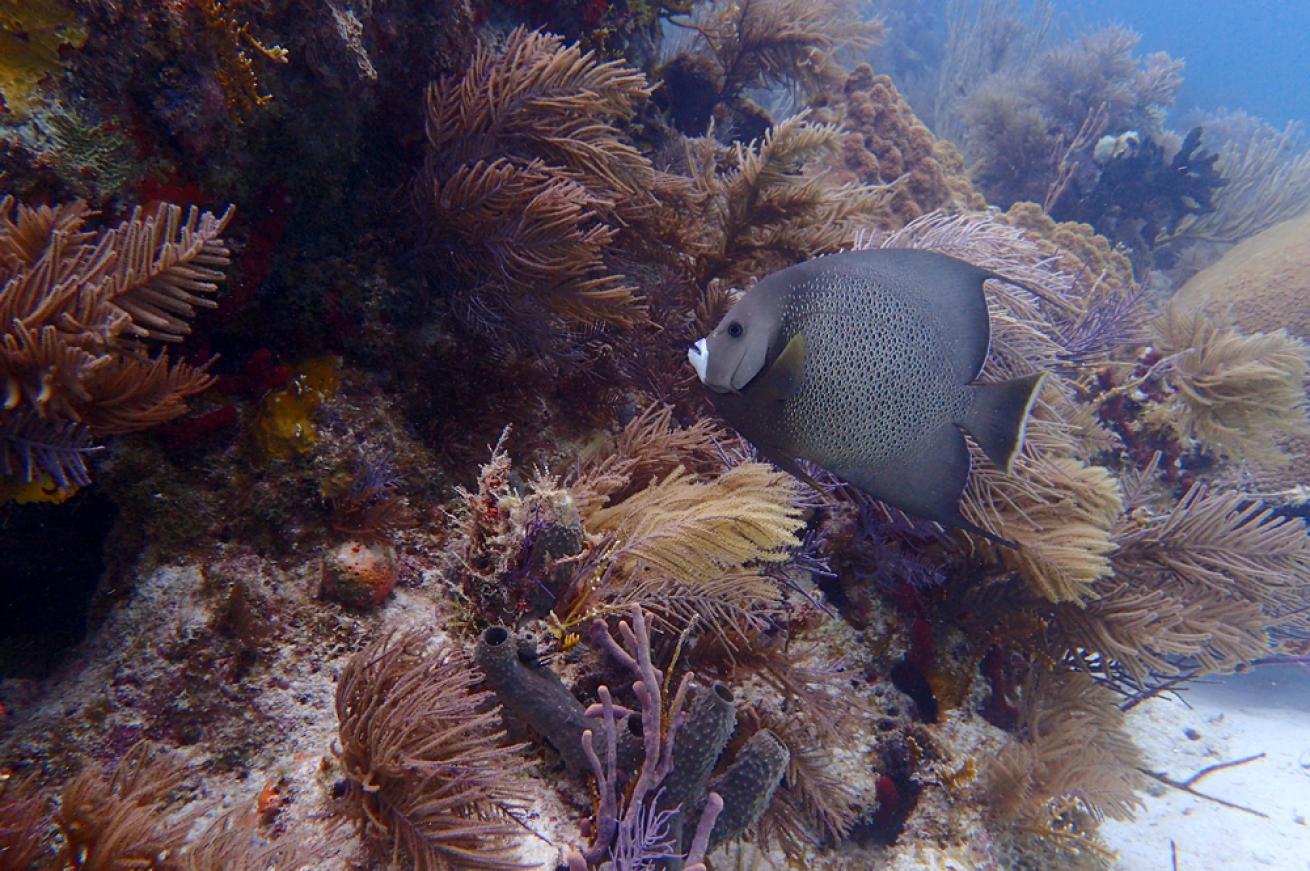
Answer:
[688, 338, 709, 383]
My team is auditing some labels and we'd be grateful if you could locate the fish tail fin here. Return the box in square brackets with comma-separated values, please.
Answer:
[962, 372, 1047, 473]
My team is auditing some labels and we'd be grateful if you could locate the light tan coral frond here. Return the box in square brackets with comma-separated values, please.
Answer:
[687, 114, 895, 285]
[55, 743, 204, 870]
[102, 203, 235, 342]
[1154, 305, 1310, 466]
[1116, 483, 1310, 607]
[1058, 481, 1310, 683]
[590, 463, 804, 584]
[964, 433, 1122, 604]
[982, 669, 1143, 824]
[571, 403, 733, 519]
[0, 195, 93, 272]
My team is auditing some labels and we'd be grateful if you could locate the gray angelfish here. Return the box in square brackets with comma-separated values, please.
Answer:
[687, 248, 1045, 543]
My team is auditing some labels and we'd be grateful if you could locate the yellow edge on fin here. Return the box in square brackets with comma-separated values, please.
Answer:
[1003, 371, 1048, 475]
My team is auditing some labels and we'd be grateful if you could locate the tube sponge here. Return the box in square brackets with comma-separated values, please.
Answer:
[703, 728, 790, 851]
[475, 626, 593, 775]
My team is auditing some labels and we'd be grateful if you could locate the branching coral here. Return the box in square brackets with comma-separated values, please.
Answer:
[958, 24, 1185, 218]
[1, 195, 233, 487]
[680, 113, 895, 288]
[983, 670, 1143, 825]
[660, 0, 881, 134]
[1153, 306, 1310, 466]
[334, 629, 530, 870]
[423, 27, 657, 333]
[1059, 479, 1310, 685]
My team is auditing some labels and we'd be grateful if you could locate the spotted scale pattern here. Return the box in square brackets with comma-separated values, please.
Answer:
[775, 272, 972, 469]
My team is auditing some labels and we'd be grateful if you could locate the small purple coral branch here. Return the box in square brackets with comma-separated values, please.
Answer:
[577, 606, 695, 867]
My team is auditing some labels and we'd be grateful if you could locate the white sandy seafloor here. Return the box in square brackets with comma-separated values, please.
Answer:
[1101, 664, 1310, 871]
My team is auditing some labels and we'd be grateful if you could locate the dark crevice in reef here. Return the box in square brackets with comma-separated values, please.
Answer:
[0, 490, 118, 678]
[890, 656, 939, 723]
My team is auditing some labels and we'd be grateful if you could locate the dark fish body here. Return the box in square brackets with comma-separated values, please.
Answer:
[688, 248, 1045, 537]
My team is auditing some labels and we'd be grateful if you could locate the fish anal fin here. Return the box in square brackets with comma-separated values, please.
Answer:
[833, 422, 1000, 539]
[962, 372, 1047, 473]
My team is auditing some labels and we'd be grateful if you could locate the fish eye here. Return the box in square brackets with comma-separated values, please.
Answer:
[727, 321, 744, 338]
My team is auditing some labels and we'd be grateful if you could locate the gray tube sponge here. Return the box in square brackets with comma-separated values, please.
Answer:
[702, 728, 790, 851]
[661, 682, 737, 814]
[474, 625, 592, 774]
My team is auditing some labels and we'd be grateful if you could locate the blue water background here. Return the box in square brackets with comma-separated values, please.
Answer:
[1064, 0, 1309, 128]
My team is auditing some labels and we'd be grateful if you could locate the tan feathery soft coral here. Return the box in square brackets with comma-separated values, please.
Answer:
[0, 195, 232, 486]
[1059, 473, 1310, 685]
[570, 403, 732, 517]
[982, 669, 1143, 825]
[561, 462, 804, 646]
[677, 0, 882, 104]
[334, 631, 530, 870]
[1153, 305, 1310, 467]
[818, 65, 984, 229]
[423, 27, 659, 330]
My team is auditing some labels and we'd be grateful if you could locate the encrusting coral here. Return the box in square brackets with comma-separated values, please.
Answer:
[333, 629, 530, 870]
[0, 195, 233, 489]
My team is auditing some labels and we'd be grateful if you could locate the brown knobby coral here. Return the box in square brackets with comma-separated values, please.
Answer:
[334, 629, 529, 870]
[423, 27, 658, 331]
[820, 64, 985, 229]
[1, 195, 233, 487]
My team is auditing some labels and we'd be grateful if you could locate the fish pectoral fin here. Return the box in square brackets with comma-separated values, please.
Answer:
[755, 333, 805, 403]
[833, 422, 1006, 543]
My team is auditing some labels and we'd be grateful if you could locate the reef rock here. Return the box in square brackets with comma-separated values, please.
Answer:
[1172, 210, 1310, 338]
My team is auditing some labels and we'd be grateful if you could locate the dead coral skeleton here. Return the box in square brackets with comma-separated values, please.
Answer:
[0, 196, 233, 487]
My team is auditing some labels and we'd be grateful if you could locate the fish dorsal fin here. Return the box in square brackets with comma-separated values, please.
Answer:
[755, 333, 805, 402]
